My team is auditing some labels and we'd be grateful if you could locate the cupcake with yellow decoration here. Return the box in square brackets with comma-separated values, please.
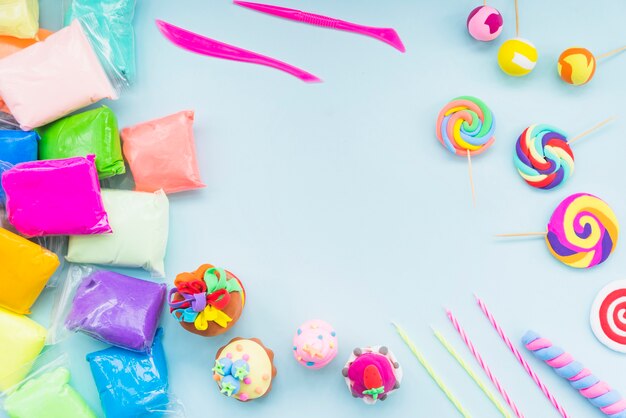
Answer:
[213, 337, 277, 402]
[168, 264, 245, 337]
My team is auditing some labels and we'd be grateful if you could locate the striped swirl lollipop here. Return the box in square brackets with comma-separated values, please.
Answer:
[436, 96, 496, 157]
[523, 331, 626, 418]
[514, 125, 574, 190]
[546, 193, 619, 269]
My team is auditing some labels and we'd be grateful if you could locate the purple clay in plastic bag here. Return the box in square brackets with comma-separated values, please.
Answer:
[65, 269, 166, 352]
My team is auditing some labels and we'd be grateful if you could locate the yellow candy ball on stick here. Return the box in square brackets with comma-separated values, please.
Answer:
[498, 38, 538, 77]
[497, 0, 538, 77]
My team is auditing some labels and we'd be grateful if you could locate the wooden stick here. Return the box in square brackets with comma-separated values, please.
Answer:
[514, 0, 520, 37]
[569, 116, 616, 144]
[597, 46, 626, 60]
[484, 0, 487, 6]
[467, 150, 476, 207]
[495, 232, 547, 238]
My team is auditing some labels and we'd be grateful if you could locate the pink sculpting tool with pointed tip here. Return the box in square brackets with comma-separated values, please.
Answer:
[234, 0, 406, 53]
[155, 19, 321, 83]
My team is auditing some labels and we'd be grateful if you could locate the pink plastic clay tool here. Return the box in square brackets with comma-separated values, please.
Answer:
[155, 19, 320, 83]
[233, 1, 406, 53]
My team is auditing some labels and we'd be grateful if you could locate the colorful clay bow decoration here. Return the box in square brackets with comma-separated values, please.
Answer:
[169, 265, 243, 330]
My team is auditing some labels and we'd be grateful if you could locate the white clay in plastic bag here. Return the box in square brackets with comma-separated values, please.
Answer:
[67, 189, 169, 277]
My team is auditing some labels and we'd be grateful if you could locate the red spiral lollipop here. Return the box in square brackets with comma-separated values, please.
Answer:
[591, 280, 626, 353]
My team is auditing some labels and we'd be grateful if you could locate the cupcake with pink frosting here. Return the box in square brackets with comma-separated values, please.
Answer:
[342, 345, 402, 404]
[292, 320, 338, 369]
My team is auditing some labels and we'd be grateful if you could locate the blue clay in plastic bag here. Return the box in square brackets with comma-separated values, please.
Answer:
[0, 130, 37, 201]
[0, 130, 37, 165]
[86, 328, 173, 417]
[65, 0, 136, 83]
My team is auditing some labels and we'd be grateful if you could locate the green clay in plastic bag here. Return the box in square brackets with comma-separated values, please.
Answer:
[4, 367, 96, 418]
[37, 106, 125, 179]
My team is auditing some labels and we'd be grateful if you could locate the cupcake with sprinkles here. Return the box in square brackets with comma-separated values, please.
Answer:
[342, 345, 402, 404]
[213, 337, 277, 402]
[168, 264, 245, 337]
[292, 320, 338, 369]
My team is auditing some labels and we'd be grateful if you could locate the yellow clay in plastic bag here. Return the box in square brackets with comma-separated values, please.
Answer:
[0, 0, 39, 39]
[0, 307, 46, 391]
[0, 227, 59, 314]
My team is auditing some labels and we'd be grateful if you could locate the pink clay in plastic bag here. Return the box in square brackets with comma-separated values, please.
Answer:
[0, 20, 118, 130]
[1, 155, 111, 237]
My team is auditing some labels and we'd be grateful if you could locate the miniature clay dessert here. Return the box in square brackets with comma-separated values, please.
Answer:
[342, 345, 402, 404]
[213, 337, 277, 402]
[169, 264, 245, 337]
[292, 319, 338, 369]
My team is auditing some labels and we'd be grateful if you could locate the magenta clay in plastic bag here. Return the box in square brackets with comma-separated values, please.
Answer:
[1, 155, 111, 237]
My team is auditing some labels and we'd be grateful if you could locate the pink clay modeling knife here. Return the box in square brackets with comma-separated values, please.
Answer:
[233, 0, 406, 53]
[155, 19, 321, 83]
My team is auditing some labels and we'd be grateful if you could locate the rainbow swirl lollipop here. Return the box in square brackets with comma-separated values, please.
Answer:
[546, 193, 619, 269]
[436, 96, 496, 156]
[514, 125, 574, 190]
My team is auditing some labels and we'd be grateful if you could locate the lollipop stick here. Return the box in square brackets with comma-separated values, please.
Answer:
[475, 296, 570, 418]
[467, 150, 476, 207]
[597, 46, 626, 60]
[392, 323, 473, 418]
[495, 232, 547, 238]
[433, 328, 513, 418]
[446, 310, 526, 418]
[569, 116, 616, 144]
[514, 0, 520, 37]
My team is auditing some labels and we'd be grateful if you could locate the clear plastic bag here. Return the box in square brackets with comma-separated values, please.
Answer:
[48, 264, 166, 352]
[0, 15, 127, 130]
[36, 236, 68, 288]
[1, 351, 97, 418]
[87, 328, 186, 417]
[66, 189, 169, 277]
[0, 160, 13, 203]
[64, 0, 137, 83]
[0, 112, 19, 130]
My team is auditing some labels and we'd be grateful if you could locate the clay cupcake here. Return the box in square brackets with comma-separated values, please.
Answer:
[168, 264, 245, 337]
[293, 319, 338, 369]
[213, 337, 277, 402]
[342, 345, 402, 404]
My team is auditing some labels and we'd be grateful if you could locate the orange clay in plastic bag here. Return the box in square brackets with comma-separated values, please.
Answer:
[0, 227, 60, 314]
[0, 29, 53, 59]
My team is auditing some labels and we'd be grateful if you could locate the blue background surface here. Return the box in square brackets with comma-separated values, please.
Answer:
[13, 0, 626, 417]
